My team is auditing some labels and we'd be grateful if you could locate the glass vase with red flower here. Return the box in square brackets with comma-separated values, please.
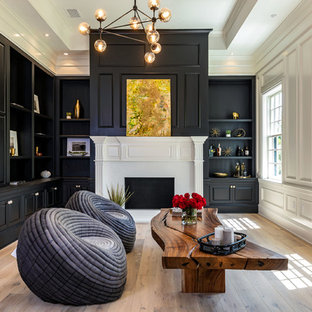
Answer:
[172, 193, 206, 226]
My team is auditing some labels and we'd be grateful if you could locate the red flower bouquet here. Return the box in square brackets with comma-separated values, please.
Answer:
[172, 193, 206, 210]
[172, 193, 207, 225]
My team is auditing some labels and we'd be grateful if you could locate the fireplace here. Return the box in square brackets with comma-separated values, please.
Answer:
[90, 136, 208, 206]
[125, 177, 174, 209]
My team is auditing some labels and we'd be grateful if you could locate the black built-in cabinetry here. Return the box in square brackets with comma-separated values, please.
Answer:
[55, 77, 94, 204]
[204, 77, 258, 212]
[0, 178, 62, 248]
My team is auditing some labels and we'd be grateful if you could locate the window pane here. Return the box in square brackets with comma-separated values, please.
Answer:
[265, 85, 282, 181]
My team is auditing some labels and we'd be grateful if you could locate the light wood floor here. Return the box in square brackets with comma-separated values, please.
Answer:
[1, 214, 312, 312]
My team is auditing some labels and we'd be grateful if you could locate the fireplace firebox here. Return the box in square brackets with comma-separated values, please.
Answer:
[125, 177, 174, 209]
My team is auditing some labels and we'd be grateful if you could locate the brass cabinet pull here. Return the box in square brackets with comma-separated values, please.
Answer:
[75, 185, 81, 188]
[7, 200, 13, 205]
[53, 187, 58, 191]
[35, 192, 39, 196]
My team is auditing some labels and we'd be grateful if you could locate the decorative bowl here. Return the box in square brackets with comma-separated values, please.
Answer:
[40, 170, 51, 178]
[213, 172, 228, 178]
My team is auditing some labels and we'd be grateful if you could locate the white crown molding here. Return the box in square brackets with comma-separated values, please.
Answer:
[254, 0, 312, 73]
[0, 1, 57, 73]
[223, 0, 257, 48]
[209, 54, 256, 75]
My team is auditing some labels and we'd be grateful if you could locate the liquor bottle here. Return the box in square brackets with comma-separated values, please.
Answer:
[240, 162, 245, 177]
[217, 144, 222, 157]
[209, 145, 215, 157]
[236, 146, 241, 156]
[244, 146, 250, 156]
[243, 167, 248, 177]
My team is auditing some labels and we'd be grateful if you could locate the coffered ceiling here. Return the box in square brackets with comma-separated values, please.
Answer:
[0, 0, 303, 73]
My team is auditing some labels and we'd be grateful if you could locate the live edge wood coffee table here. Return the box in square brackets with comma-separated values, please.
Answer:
[151, 208, 288, 293]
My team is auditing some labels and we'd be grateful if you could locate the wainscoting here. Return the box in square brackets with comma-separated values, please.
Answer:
[259, 179, 312, 244]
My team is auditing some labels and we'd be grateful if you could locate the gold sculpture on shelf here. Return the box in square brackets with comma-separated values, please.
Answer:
[232, 112, 239, 119]
[74, 99, 80, 119]
[224, 147, 232, 157]
[210, 128, 221, 137]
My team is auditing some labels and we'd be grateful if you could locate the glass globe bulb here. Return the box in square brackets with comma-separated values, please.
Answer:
[130, 16, 140, 30]
[78, 22, 90, 35]
[148, 0, 160, 10]
[146, 30, 160, 44]
[151, 43, 161, 54]
[145, 52, 155, 64]
[94, 39, 107, 53]
[145, 23, 154, 33]
[95, 9, 107, 22]
[159, 8, 171, 22]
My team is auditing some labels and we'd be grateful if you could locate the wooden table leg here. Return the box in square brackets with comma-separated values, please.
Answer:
[182, 268, 225, 293]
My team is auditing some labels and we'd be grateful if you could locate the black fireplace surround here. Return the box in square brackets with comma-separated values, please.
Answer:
[125, 177, 174, 209]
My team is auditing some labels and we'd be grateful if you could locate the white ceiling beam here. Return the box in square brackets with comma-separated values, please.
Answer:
[223, 0, 257, 48]
[27, 0, 73, 50]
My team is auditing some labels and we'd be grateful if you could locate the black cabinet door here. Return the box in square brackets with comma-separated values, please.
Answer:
[47, 184, 62, 207]
[0, 201, 6, 231]
[24, 193, 36, 218]
[63, 180, 90, 205]
[0, 115, 5, 186]
[233, 184, 256, 203]
[209, 184, 231, 204]
[35, 190, 45, 211]
[6, 197, 22, 226]
[0, 42, 5, 114]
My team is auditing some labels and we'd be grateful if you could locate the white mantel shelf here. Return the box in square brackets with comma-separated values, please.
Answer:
[90, 136, 208, 202]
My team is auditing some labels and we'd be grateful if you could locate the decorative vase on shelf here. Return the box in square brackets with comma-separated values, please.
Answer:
[74, 99, 80, 119]
[172, 192, 206, 226]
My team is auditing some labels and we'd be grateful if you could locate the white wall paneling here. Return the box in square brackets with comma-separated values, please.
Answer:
[257, 8, 312, 243]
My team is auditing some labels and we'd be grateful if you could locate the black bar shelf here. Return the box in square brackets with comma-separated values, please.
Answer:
[59, 118, 90, 122]
[209, 137, 252, 140]
[10, 103, 32, 114]
[208, 156, 253, 160]
[59, 135, 90, 138]
[60, 156, 90, 159]
[34, 112, 52, 120]
[208, 119, 253, 122]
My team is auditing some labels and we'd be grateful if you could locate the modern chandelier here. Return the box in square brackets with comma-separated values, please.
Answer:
[78, 0, 172, 64]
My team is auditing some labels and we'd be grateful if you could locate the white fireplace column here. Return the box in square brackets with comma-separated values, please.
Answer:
[91, 136, 208, 200]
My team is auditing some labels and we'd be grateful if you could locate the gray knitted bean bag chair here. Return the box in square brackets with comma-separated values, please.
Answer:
[66, 191, 136, 253]
[16, 208, 127, 306]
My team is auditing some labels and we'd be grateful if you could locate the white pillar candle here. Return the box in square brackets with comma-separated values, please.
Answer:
[214, 226, 224, 240]
[210, 237, 220, 246]
[223, 227, 234, 245]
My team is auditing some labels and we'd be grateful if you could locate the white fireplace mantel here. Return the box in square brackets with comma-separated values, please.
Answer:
[91, 136, 208, 202]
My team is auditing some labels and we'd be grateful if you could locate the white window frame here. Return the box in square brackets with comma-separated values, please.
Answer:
[262, 84, 283, 182]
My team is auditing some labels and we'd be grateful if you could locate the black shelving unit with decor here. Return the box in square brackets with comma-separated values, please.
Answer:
[55, 77, 94, 205]
[204, 76, 258, 213]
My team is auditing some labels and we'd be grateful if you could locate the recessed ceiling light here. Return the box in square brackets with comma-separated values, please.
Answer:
[13, 33, 21, 37]
[44, 33, 50, 37]
[270, 14, 277, 18]
[64, 52, 69, 56]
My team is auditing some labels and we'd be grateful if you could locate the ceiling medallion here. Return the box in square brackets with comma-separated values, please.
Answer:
[79, 0, 172, 64]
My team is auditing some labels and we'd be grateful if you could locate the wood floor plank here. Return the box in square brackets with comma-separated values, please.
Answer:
[0, 214, 312, 312]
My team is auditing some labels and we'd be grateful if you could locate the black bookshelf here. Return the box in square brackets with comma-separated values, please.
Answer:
[55, 77, 94, 204]
[205, 76, 258, 213]
[8, 47, 55, 182]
